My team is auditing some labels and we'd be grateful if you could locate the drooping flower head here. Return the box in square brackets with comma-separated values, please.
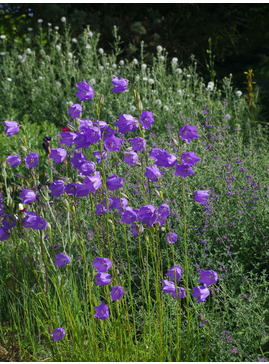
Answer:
[161, 280, 176, 294]
[165, 265, 183, 282]
[123, 151, 139, 166]
[92, 257, 112, 272]
[179, 125, 199, 143]
[140, 111, 155, 130]
[110, 286, 124, 301]
[145, 165, 162, 182]
[192, 286, 210, 303]
[70, 151, 87, 169]
[130, 137, 146, 151]
[3, 121, 19, 137]
[174, 163, 195, 178]
[150, 148, 177, 167]
[115, 114, 139, 134]
[198, 269, 218, 286]
[55, 253, 70, 267]
[69, 104, 82, 119]
[166, 232, 177, 244]
[181, 152, 201, 166]
[52, 328, 66, 342]
[106, 174, 123, 190]
[95, 273, 111, 285]
[6, 154, 21, 167]
[24, 152, 39, 168]
[75, 80, 94, 101]
[111, 75, 128, 93]
[83, 175, 102, 194]
[49, 180, 65, 198]
[79, 161, 96, 177]
[194, 190, 210, 205]
[23, 212, 47, 230]
[94, 301, 109, 320]
[19, 188, 36, 204]
[65, 183, 78, 196]
[171, 287, 186, 299]
[49, 148, 67, 164]
[158, 204, 170, 218]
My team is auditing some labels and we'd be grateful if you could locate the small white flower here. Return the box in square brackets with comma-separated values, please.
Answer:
[48, 23, 52, 27]
[105, 62, 109, 66]
[0, 35, 6, 39]
[26, 48, 32, 54]
[28, 27, 33, 32]
[55, 45, 61, 51]
[155, 99, 162, 105]
[141, 63, 147, 70]
[38, 76, 43, 80]
[89, 78, 95, 85]
[56, 81, 61, 88]
[98, 48, 104, 55]
[87, 31, 93, 37]
[98, 65, 104, 71]
[135, 75, 140, 81]
[67, 52, 73, 59]
[86, 44, 91, 49]
[148, 78, 154, 85]
[72, 38, 77, 43]
[143, 77, 148, 82]
[156, 45, 163, 52]
[7, 77, 12, 82]
[207, 81, 214, 91]
[152, 89, 158, 94]
[18, 54, 27, 63]
[172, 57, 178, 64]
[177, 102, 181, 106]
[164, 105, 169, 111]
[119, 60, 124, 66]
[61, 17, 66, 23]
[177, 89, 183, 96]
[130, 105, 136, 112]
[235, 90, 242, 97]
[224, 113, 231, 119]
[158, 56, 165, 61]
[186, 74, 191, 78]
[175, 68, 182, 74]
[37, 19, 43, 23]
[18, 55, 23, 61]
[19, 203, 24, 211]
[112, 64, 117, 69]
[0, 52, 6, 56]
[67, 101, 73, 107]
[25, 37, 30, 42]
[53, 96, 57, 101]
[14, 39, 18, 43]
[133, 58, 138, 65]
[55, 26, 59, 31]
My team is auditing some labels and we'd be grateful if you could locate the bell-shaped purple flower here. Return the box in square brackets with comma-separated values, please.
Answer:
[49, 148, 67, 164]
[115, 114, 139, 134]
[95, 203, 107, 215]
[138, 205, 156, 226]
[172, 287, 186, 299]
[92, 257, 112, 272]
[166, 232, 177, 244]
[76, 184, 90, 197]
[192, 286, 210, 303]
[75, 80, 94, 101]
[131, 224, 144, 235]
[49, 180, 65, 198]
[19, 188, 36, 204]
[55, 253, 70, 267]
[70, 151, 87, 169]
[198, 269, 218, 286]
[121, 207, 137, 225]
[60, 132, 76, 147]
[158, 204, 170, 218]
[106, 174, 123, 191]
[94, 301, 109, 320]
[79, 161, 96, 177]
[179, 125, 199, 143]
[2, 214, 16, 229]
[84, 126, 101, 144]
[145, 165, 161, 182]
[24, 152, 39, 168]
[93, 150, 107, 163]
[111, 75, 128, 93]
[181, 152, 201, 166]
[69, 104, 82, 119]
[104, 135, 123, 152]
[123, 151, 139, 166]
[130, 137, 146, 151]
[6, 154, 21, 167]
[110, 197, 128, 212]
[150, 148, 177, 167]
[52, 328, 66, 342]
[161, 280, 176, 294]
[0, 226, 10, 241]
[83, 175, 102, 194]
[140, 111, 155, 130]
[23, 212, 47, 230]
[74, 131, 91, 149]
[110, 286, 124, 301]
[165, 265, 183, 282]
[174, 163, 195, 178]
[65, 183, 78, 196]
[194, 190, 210, 205]
[3, 121, 19, 136]
[95, 273, 111, 285]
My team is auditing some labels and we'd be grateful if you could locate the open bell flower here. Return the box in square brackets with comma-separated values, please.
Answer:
[110, 286, 124, 301]
[6, 154, 21, 167]
[52, 328, 65, 342]
[75, 80, 94, 101]
[3, 121, 19, 136]
[111, 75, 128, 93]
[198, 269, 218, 286]
[55, 253, 70, 267]
[192, 286, 210, 303]
[19, 188, 36, 204]
[179, 125, 199, 143]
[194, 190, 210, 205]
[92, 257, 112, 272]
[94, 302, 109, 320]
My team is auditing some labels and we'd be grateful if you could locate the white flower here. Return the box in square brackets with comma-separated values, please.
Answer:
[148, 78, 154, 85]
[72, 38, 77, 43]
[156, 45, 163, 52]
[175, 68, 182, 74]
[207, 81, 214, 91]
[14, 39, 18, 43]
[55, 45, 61, 51]
[37, 19, 43, 23]
[67, 101, 73, 107]
[86, 44, 91, 49]
[224, 113, 231, 119]
[25, 37, 30, 42]
[98, 65, 104, 71]
[88, 31, 93, 37]
[177, 89, 183, 96]
[177, 102, 181, 106]
[18, 54, 27, 63]
[130, 105, 136, 112]
[135, 75, 140, 81]
[164, 105, 169, 111]
[0, 52, 6, 56]
[158, 56, 165, 61]
[53, 96, 57, 101]
[26, 48, 32, 54]
[61, 17, 66, 23]
[235, 90, 242, 97]
[112, 64, 117, 69]
[98, 48, 104, 55]
[28, 27, 33, 32]
[141, 63, 147, 70]
[38, 76, 43, 80]
[155, 99, 162, 105]
[143, 77, 148, 82]
[56, 81, 61, 88]
[172, 57, 178, 64]
[48, 23, 52, 27]
[133, 58, 138, 65]
[89, 78, 95, 85]
[152, 89, 158, 94]
[55, 26, 59, 31]
[119, 60, 124, 66]
[18, 55, 23, 61]
[0, 35, 6, 39]
[186, 74, 191, 78]
[67, 52, 73, 59]
[7, 78, 12, 82]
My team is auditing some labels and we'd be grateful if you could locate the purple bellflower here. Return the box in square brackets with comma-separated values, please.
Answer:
[194, 190, 210, 205]
[93, 150, 107, 163]
[60, 132, 76, 147]
[55, 253, 70, 267]
[181, 152, 201, 166]
[172, 287, 186, 299]
[104, 135, 123, 152]
[83, 175, 102, 194]
[49, 148, 67, 164]
[145, 165, 162, 182]
[192, 286, 210, 303]
[140, 111, 155, 130]
[75, 80, 94, 101]
[165, 265, 183, 282]
[52, 328, 65, 342]
[138, 205, 156, 226]
[149, 148, 177, 167]
[49, 180, 65, 198]
[110, 286, 124, 301]
[130, 137, 146, 151]
[123, 151, 139, 166]
[19, 188, 36, 204]
[115, 114, 139, 134]
[24, 152, 39, 168]
[3, 121, 19, 136]
[0, 226, 10, 241]
[174, 163, 195, 178]
[111, 75, 128, 93]
[79, 161, 96, 177]
[161, 280, 176, 294]
[69, 104, 82, 119]
[166, 232, 178, 244]
[198, 269, 218, 286]
[70, 151, 87, 169]
[23, 212, 47, 230]
[179, 125, 199, 143]
[94, 302, 109, 320]
[121, 207, 137, 224]
[2, 214, 16, 229]
[92, 257, 112, 272]
[106, 174, 123, 190]
[131, 224, 144, 235]
[158, 204, 170, 218]
[95, 273, 111, 285]
[6, 154, 21, 167]
[65, 183, 78, 196]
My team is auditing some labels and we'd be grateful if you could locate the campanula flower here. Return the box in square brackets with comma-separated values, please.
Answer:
[23, 212, 47, 230]
[115, 114, 139, 134]
[49, 148, 67, 164]
[94, 302, 109, 320]
[138, 205, 156, 226]
[93, 150, 107, 163]
[131, 224, 144, 235]
[92, 257, 112, 272]
[174, 163, 195, 178]
[198, 269, 218, 286]
[150, 148, 177, 167]
[111, 75, 128, 93]
[95, 273, 111, 285]
[166, 232, 177, 244]
[123, 151, 139, 166]
[145, 165, 162, 182]
[49, 180, 65, 198]
[74, 132, 91, 149]
[24, 152, 39, 168]
[179, 125, 199, 143]
[130, 137, 146, 151]
[76, 184, 90, 197]
[158, 204, 170, 217]
[83, 175, 102, 193]
[60, 132, 76, 147]
[65, 183, 78, 196]
[110, 197, 128, 212]
[95, 203, 107, 215]
[3, 121, 19, 136]
[0, 226, 10, 241]
[165, 265, 183, 282]
[2, 214, 16, 229]
[79, 161, 96, 177]
[104, 135, 123, 152]
[110, 286, 124, 301]
[75, 80, 94, 101]
[172, 287, 186, 299]
[19, 188, 36, 204]
[55, 253, 70, 267]
[6, 154, 21, 167]
[121, 207, 137, 224]
[192, 286, 210, 303]
[52, 328, 65, 341]
[70, 152, 87, 169]
[84, 126, 101, 144]
[194, 190, 210, 205]
[69, 104, 82, 119]
[181, 152, 201, 166]
[140, 111, 155, 130]
[106, 174, 123, 190]
[161, 280, 176, 294]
